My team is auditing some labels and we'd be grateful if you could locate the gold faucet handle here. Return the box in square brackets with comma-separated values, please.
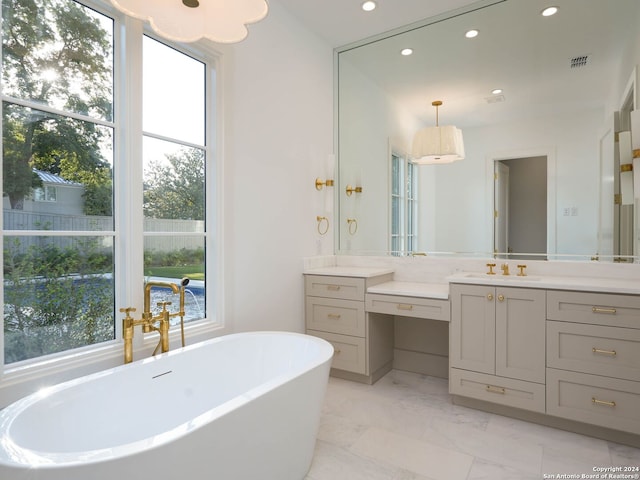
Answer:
[486, 263, 496, 275]
[517, 264, 527, 276]
[157, 301, 172, 311]
[119, 307, 136, 317]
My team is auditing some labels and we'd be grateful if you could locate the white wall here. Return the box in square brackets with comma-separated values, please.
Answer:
[220, 1, 334, 333]
[338, 58, 421, 253]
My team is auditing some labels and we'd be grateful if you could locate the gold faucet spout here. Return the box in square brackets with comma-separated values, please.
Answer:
[143, 281, 179, 320]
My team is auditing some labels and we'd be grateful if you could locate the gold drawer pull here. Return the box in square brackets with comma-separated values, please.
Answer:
[592, 347, 617, 357]
[592, 397, 616, 408]
[327, 285, 341, 291]
[592, 306, 617, 314]
[327, 313, 342, 320]
[397, 304, 413, 311]
[486, 385, 505, 395]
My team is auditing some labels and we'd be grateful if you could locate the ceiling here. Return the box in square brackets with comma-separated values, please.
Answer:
[274, 0, 480, 48]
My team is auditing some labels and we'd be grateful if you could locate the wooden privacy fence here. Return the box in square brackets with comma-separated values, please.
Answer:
[3, 210, 205, 253]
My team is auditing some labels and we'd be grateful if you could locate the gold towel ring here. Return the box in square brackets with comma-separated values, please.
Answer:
[347, 218, 358, 235]
[316, 216, 329, 235]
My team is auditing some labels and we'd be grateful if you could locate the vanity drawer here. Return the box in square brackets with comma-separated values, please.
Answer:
[365, 293, 450, 321]
[305, 297, 365, 337]
[547, 291, 640, 329]
[547, 321, 640, 381]
[449, 368, 545, 413]
[546, 369, 640, 435]
[304, 275, 365, 301]
[307, 330, 367, 375]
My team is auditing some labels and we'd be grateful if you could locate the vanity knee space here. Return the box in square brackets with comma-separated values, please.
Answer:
[303, 270, 450, 384]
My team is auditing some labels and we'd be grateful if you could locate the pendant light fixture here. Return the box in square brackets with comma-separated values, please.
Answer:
[109, 0, 269, 44]
[411, 100, 465, 164]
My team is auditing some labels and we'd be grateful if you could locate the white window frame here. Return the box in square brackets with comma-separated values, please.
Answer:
[0, 0, 225, 406]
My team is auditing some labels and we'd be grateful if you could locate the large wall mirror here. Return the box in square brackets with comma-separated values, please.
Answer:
[336, 0, 640, 261]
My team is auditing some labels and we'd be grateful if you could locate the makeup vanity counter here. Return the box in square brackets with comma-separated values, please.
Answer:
[304, 267, 449, 384]
[365, 281, 449, 321]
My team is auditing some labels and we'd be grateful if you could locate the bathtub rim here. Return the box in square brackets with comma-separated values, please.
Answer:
[0, 331, 333, 469]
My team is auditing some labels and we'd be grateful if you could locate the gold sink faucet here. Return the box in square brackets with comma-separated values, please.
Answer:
[501, 263, 510, 275]
[121, 278, 190, 364]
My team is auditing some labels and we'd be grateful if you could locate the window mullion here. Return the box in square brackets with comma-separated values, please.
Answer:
[114, 16, 145, 340]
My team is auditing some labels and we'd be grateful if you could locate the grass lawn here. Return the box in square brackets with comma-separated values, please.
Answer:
[145, 265, 205, 281]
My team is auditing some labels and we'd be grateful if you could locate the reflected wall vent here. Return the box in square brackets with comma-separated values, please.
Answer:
[485, 94, 505, 104]
[570, 55, 590, 68]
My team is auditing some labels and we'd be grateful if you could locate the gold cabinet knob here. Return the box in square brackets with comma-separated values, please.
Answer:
[497, 294, 505, 302]
[487, 293, 494, 301]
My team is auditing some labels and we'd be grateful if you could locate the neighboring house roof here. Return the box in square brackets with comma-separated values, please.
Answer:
[34, 169, 83, 187]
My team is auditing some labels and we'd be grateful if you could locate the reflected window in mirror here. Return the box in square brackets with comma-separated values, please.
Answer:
[391, 152, 418, 255]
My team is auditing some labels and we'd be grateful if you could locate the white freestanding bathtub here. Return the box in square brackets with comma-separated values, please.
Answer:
[0, 331, 333, 480]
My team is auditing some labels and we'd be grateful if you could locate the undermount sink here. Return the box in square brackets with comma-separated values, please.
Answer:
[462, 272, 541, 281]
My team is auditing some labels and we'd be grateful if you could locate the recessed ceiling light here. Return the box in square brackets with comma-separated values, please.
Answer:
[400, 48, 413, 56]
[541, 6, 558, 17]
[491, 88, 503, 95]
[362, 1, 376, 12]
[465, 29, 479, 39]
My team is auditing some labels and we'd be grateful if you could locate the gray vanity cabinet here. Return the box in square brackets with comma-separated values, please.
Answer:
[546, 290, 640, 435]
[449, 283, 546, 413]
[304, 272, 394, 384]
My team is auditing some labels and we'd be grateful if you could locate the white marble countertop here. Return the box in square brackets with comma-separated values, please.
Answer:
[448, 272, 640, 294]
[303, 266, 395, 278]
[367, 281, 449, 300]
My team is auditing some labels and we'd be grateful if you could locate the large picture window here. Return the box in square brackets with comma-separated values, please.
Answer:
[1, 0, 217, 367]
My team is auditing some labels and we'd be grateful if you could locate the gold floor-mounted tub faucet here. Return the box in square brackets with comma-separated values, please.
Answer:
[120, 278, 190, 364]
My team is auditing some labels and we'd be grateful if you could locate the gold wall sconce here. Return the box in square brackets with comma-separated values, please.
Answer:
[345, 185, 363, 196]
[347, 218, 358, 235]
[619, 131, 634, 205]
[315, 178, 334, 190]
[317, 215, 329, 235]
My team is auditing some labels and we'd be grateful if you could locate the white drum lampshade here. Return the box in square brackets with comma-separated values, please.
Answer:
[412, 101, 465, 165]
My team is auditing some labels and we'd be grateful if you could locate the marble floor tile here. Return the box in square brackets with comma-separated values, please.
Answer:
[425, 415, 543, 477]
[350, 426, 474, 480]
[307, 370, 640, 480]
[316, 411, 369, 448]
[608, 442, 640, 466]
[306, 440, 417, 480]
[466, 457, 541, 480]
